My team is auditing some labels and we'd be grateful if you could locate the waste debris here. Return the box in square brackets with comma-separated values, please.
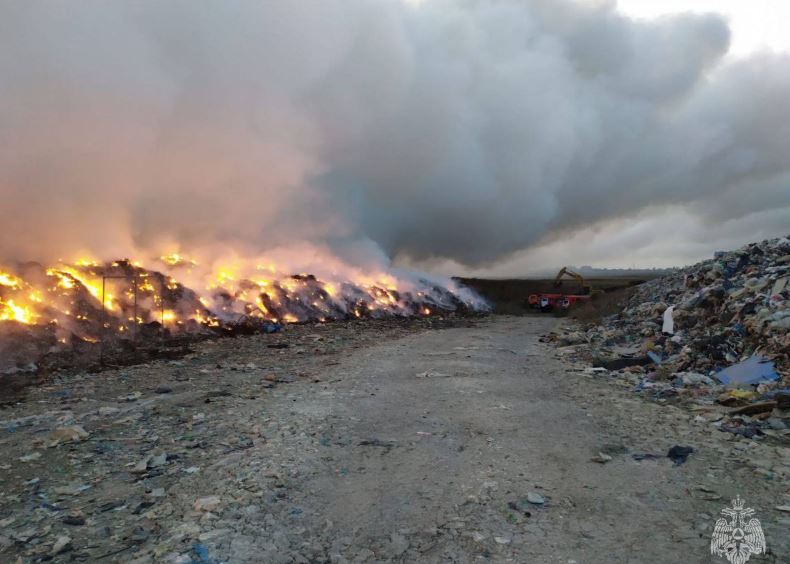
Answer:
[0, 316, 479, 563]
[590, 452, 613, 464]
[48, 425, 89, 446]
[526, 492, 545, 505]
[666, 445, 694, 466]
[0, 259, 489, 400]
[548, 235, 790, 443]
[713, 355, 779, 387]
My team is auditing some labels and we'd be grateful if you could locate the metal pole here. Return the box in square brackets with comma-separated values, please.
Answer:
[100, 276, 106, 366]
[133, 276, 138, 342]
[161, 277, 165, 327]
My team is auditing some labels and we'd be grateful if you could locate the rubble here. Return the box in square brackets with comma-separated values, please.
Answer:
[667, 445, 694, 466]
[526, 492, 545, 505]
[550, 235, 790, 443]
[0, 315, 482, 562]
[48, 425, 89, 446]
[590, 452, 613, 463]
[193, 496, 222, 513]
[0, 260, 488, 398]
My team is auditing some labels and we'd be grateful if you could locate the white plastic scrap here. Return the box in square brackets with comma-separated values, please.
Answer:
[662, 305, 675, 335]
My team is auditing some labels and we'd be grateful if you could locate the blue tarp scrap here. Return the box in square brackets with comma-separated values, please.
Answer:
[713, 355, 780, 387]
[647, 351, 662, 364]
[189, 542, 221, 564]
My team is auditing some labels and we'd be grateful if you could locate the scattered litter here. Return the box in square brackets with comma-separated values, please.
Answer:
[667, 445, 694, 466]
[63, 511, 86, 526]
[53, 482, 92, 496]
[552, 235, 790, 444]
[49, 425, 89, 446]
[595, 356, 653, 370]
[713, 356, 780, 387]
[193, 496, 221, 512]
[51, 535, 72, 555]
[632, 452, 663, 461]
[359, 438, 397, 448]
[416, 370, 448, 378]
[728, 401, 777, 416]
[662, 305, 675, 334]
[149, 452, 168, 468]
[130, 456, 152, 474]
[119, 391, 142, 402]
[507, 499, 533, 516]
[646, 351, 662, 364]
[526, 492, 545, 505]
[190, 542, 213, 563]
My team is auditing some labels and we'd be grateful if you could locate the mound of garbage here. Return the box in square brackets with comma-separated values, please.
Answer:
[552, 235, 790, 440]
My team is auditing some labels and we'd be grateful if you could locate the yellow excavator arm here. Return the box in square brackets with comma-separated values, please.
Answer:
[553, 267, 586, 288]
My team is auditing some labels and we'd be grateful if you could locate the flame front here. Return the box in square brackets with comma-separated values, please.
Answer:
[0, 254, 485, 343]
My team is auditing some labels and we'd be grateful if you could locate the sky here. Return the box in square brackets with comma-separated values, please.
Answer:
[617, 0, 790, 57]
[1, 0, 789, 278]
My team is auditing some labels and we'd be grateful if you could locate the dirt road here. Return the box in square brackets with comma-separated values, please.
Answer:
[1, 316, 787, 563]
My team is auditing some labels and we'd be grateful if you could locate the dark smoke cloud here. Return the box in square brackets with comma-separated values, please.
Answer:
[0, 0, 788, 268]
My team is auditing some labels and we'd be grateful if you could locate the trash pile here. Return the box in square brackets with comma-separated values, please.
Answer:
[551, 235, 790, 440]
[0, 258, 488, 378]
[0, 259, 486, 341]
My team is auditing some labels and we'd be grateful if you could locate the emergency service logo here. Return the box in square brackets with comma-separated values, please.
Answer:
[710, 496, 766, 564]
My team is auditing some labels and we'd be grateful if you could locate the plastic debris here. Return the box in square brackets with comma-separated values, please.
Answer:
[713, 356, 780, 387]
[590, 452, 613, 463]
[49, 425, 89, 446]
[190, 542, 212, 563]
[193, 496, 221, 512]
[553, 235, 790, 442]
[667, 445, 694, 466]
[526, 492, 545, 505]
[662, 305, 675, 334]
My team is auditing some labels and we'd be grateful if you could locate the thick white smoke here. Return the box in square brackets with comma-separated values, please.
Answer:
[0, 0, 788, 269]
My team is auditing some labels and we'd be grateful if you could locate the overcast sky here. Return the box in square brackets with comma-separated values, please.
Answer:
[1, 0, 788, 277]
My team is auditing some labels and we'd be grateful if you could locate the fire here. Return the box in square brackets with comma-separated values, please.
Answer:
[0, 252, 486, 343]
[160, 253, 197, 267]
[0, 299, 35, 324]
[56, 266, 102, 299]
[0, 272, 21, 288]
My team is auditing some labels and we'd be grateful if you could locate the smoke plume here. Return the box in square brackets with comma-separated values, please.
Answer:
[1, 0, 788, 270]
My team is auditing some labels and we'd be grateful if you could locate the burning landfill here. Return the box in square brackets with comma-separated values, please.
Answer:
[548, 235, 790, 441]
[0, 254, 487, 377]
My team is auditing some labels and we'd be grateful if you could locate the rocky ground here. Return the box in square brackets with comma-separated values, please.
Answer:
[1, 315, 788, 563]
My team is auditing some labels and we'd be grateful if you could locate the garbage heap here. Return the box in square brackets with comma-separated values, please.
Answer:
[554, 235, 790, 440]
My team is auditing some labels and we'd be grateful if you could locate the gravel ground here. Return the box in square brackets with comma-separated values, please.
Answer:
[1, 315, 788, 563]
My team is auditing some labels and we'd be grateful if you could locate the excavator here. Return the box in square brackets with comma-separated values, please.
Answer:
[527, 267, 598, 312]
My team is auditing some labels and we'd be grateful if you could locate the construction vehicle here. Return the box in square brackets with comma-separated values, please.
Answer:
[527, 267, 598, 312]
